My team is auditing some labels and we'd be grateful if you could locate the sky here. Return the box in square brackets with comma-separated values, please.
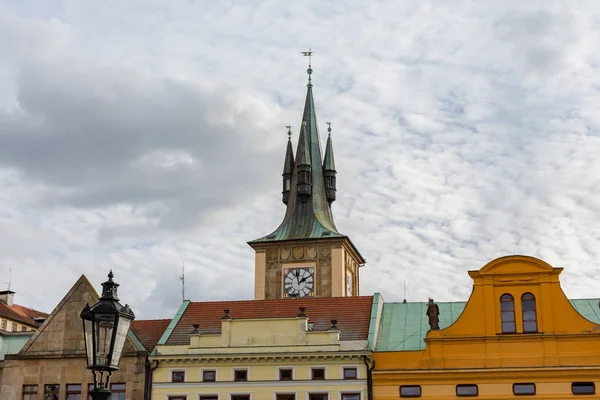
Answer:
[1, 0, 600, 319]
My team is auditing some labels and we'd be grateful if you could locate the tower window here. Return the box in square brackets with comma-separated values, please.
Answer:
[500, 294, 516, 333]
[343, 367, 357, 379]
[521, 293, 537, 333]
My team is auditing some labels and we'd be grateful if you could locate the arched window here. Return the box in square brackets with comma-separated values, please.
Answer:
[500, 294, 516, 333]
[521, 292, 537, 333]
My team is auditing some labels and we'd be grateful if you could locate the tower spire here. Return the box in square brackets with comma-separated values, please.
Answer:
[282, 125, 295, 204]
[323, 121, 337, 204]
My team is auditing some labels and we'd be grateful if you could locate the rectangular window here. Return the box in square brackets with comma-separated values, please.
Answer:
[341, 394, 360, 400]
[88, 384, 94, 400]
[572, 382, 595, 394]
[513, 383, 535, 396]
[66, 384, 81, 400]
[399, 386, 421, 398]
[279, 368, 293, 381]
[44, 384, 60, 400]
[21, 325, 27, 331]
[22, 385, 38, 400]
[199, 396, 218, 400]
[276, 395, 295, 400]
[1, 320, 6, 330]
[234, 369, 248, 382]
[456, 384, 478, 396]
[171, 370, 185, 382]
[167, 397, 187, 400]
[343, 367, 357, 380]
[110, 383, 125, 400]
[309, 394, 328, 400]
[231, 395, 250, 400]
[12, 323, 17, 332]
[311, 368, 325, 380]
[203, 370, 217, 382]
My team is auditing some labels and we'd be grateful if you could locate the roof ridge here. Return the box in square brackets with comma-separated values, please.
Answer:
[184, 295, 374, 305]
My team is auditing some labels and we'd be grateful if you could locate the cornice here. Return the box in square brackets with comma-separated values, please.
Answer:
[151, 351, 370, 364]
[373, 365, 600, 383]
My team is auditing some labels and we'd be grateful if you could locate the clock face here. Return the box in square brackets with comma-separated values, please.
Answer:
[284, 268, 314, 298]
[346, 272, 353, 296]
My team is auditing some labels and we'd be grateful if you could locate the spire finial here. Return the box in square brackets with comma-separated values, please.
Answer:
[285, 125, 292, 140]
[301, 49, 313, 88]
[326, 121, 332, 136]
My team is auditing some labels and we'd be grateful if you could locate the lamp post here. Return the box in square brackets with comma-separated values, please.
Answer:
[80, 271, 135, 400]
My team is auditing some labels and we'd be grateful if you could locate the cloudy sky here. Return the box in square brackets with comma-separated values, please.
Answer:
[2, 0, 600, 319]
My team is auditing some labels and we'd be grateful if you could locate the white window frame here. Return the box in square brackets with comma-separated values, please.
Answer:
[166, 395, 189, 400]
[229, 393, 252, 400]
[231, 367, 250, 382]
[338, 390, 363, 400]
[168, 368, 188, 383]
[340, 365, 360, 380]
[306, 391, 331, 400]
[273, 392, 298, 400]
[198, 393, 220, 400]
[309, 366, 327, 380]
[276, 366, 295, 381]
[200, 368, 218, 382]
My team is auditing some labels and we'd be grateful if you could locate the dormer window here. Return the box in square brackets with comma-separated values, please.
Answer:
[500, 294, 516, 333]
[521, 293, 537, 333]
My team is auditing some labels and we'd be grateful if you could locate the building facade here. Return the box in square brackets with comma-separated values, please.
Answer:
[372, 255, 600, 399]
[0, 274, 169, 400]
[150, 296, 375, 400]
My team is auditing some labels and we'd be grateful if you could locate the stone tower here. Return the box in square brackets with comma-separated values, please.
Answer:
[248, 62, 365, 300]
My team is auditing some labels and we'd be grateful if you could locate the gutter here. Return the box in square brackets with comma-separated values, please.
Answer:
[362, 355, 374, 400]
[144, 358, 159, 400]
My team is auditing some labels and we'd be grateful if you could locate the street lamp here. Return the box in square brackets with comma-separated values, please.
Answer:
[80, 271, 135, 400]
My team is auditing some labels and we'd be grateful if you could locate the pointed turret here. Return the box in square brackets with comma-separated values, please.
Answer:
[296, 121, 312, 200]
[323, 122, 336, 204]
[282, 126, 295, 204]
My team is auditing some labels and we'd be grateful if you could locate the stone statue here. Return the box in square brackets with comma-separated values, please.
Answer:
[426, 298, 440, 330]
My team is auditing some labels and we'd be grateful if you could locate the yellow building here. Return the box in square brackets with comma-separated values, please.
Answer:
[372, 255, 600, 399]
[150, 296, 375, 400]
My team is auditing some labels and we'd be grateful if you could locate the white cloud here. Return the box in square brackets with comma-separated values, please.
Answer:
[1, 1, 600, 319]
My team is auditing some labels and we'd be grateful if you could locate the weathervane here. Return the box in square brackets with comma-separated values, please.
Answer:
[326, 121, 332, 135]
[301, 49, 314, 87]
[301, 49, 313, 66]
[285, 125, 292, 139]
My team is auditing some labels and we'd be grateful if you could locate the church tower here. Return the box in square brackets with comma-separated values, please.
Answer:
[248, 59, 366, 300]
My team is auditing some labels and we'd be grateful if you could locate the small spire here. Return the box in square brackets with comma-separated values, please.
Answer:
[323, 121, 336, 204]
[282, 125, 295, 204]
[301, 49, 313, 88]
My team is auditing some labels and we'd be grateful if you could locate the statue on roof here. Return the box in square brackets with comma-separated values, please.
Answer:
[426, 298, 440, 330]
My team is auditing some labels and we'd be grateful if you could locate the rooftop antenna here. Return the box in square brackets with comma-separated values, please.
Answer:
[403, 280, 407, 303]
[180, 262, 185, 302]
[5, 268, 11, 290]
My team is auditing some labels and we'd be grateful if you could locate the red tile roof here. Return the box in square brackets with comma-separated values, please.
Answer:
[131, 319, 171, 351]
[0, 302, 48, 329]
[166, 296, 374, 345]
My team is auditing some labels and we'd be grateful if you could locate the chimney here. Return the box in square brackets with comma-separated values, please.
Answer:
[0, 290, 15, 307]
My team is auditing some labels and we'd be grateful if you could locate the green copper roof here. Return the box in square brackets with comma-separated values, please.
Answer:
[323, 127, 336, 171]
[374, 298, 600, 352]
[250, 73, 343, 243]
[283, 134, 294, 175]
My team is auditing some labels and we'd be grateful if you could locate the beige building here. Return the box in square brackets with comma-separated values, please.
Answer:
[0, 274, 169, 400]
[0, 290, 47, 333]
[150, 296, 375, 400]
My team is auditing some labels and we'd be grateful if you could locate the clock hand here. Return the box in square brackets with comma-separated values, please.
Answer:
[295, 270, 299, 278]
